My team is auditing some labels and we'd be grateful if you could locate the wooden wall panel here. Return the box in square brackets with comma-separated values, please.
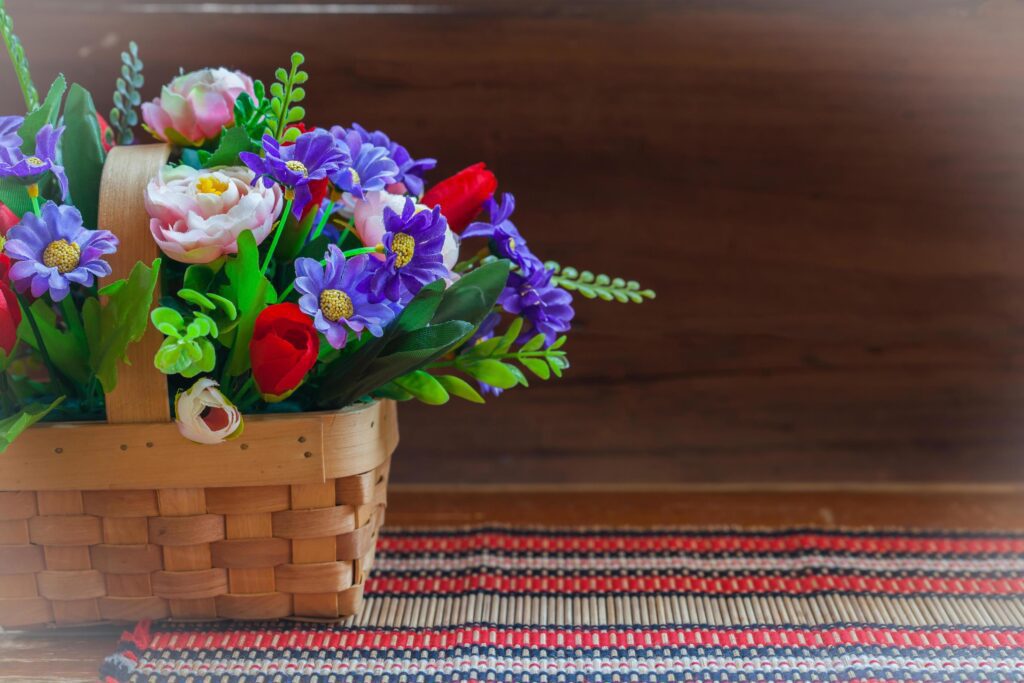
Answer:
[5, 0, 1024, 483]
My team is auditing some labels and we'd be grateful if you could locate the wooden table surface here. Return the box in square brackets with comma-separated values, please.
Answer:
[2, 484, 1023, 682]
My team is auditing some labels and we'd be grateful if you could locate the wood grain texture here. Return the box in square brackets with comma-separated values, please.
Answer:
[5, 0, 1024, 483]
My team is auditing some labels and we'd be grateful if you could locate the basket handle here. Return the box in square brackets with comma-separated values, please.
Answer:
[97, 143, 172, 424]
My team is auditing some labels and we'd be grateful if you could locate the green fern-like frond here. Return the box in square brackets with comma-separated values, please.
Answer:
[265, 52, 308, 141]
[109, 41, 143, 145]
[545, 261, 656, 303]
[0, 0, 38, 111]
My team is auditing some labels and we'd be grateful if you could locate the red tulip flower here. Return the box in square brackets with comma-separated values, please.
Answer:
[0, 281, 20, 356]
[421, 162, 497, 233]
[249, 303, 319, 401]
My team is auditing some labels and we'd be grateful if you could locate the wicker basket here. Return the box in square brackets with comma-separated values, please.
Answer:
[0, 144, 398, 628]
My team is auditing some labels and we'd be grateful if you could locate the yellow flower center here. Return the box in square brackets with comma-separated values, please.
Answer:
[507, 237, 516, 252]
[195, 175, 230, 196]
[25, 156, 44, 167]
[285, 160, 309, 177]
[349, 169, 361, 186]
[391, 233, 415, 268]
[42, 239, 81, 274]
[319, 289, 354, 322]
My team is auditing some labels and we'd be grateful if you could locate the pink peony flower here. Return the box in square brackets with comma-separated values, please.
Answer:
[354, 190, 460, 271]
[142, 68, 255, 146]
[145, 164, 283, 264]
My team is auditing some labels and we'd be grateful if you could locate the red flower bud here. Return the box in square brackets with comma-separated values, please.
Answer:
[421, 162, 497, 233]
[0, 200, 18, 280]
[0, 281, 20, 356]
[249, 303, 319, 401]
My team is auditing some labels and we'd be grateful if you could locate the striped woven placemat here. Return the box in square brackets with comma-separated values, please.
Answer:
[101, 525, 1024, 681]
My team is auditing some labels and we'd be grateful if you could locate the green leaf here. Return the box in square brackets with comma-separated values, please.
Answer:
[0, 397, 63, 453]
[182, 260, 224, 292]
[18, 75, 65, 153]
[202, 126, 251, 168]
[393, 280, 445, 337]
[206, 293, 238, 320]
[62, 83, 106, 227]
[178, 288, 215, 311]
[464, 359, 519, 389]
[370, 382, 414, 402]
[82, 258, 161, 393]
[546, 260, 656, 304]
[432, 259, 510, 327]
[16, 299, 91, 385]
[436, 374, 485, 404]
[222, 231, 274, 377]
[496, 317, 523, 354]
[549, 335, 567, 350]
[520, 357, 551, 380]
[520, 333, 545, 353]
[393, 370, 450, 406]
[0, 3, 40, 111]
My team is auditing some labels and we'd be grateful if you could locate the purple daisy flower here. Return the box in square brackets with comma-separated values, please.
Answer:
[240, 130, 348, 219]
[497, 264, 574, 346]
[328, 126, 399, 200]
[0, 124, 68, 199]
[368, 198, 451, 304]
[350, 124, 436, 196]
[462, 193, 540, 272]
[5, 201, 118, 302]
[294, 244, 395, 349]
[0, 116, 23, 148]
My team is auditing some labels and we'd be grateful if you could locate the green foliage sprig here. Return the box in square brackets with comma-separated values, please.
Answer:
[545, 261, 655, 303]
[109, 41, 143, 145]
[0, 0, 37, 111]
[152, 287, 239, 379]
[265, 52, 307, 142]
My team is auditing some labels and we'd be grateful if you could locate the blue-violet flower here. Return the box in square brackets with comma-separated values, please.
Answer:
[350, 123, 436, 196]
[368, 198, 451, 303]
[0, 124, 68, 198]
[462, 192, 540, 272]
[328, 126, 399, 200]
[0, 116, 23, 148]
[294, 244, 395, 349]
[240, 130, 348, 219]
[497, 264, 574, 346]
[5, 201, 118, 301]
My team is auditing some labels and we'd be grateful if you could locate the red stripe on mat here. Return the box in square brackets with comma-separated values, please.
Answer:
[144, 624, 1024, 653]
[363, 571, 1024, 596]
[379, 532, 1024, 556]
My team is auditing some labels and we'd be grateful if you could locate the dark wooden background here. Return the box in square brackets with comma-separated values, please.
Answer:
[5, 0, 1024, 484]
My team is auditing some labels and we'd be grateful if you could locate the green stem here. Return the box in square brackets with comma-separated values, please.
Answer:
[27, 185, 40, 217]
[260, 196, 294, 275]
[0, 372, 14, 416]
[16, 291, 71, 396]
[310, 200, 335, 241]
[58, 295, 86, 348]
[430, 350, 566, 370]
[234, 375, 257, 410]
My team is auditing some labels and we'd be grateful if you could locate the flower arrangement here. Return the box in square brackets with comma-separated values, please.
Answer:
[0, 10, 654, 450]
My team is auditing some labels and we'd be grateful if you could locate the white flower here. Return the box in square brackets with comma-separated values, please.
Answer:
[174, 378, 243, 445]
[145, 164, 283, 264]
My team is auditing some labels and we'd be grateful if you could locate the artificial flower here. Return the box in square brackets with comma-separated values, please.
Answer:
[498, 264, 574, 346]
[0, 116, 22, 148]
[0, 280, 20, 356]
[462, 311, 504, 397]
[5, 202, 118, 302]
[421, 162, 497, 233]
[294, 245, 395, 349]
[0, 200, 19, 279]
[174, 378, 243, 444]
[142, 67, 255, 146]
[463, 192, 539, 271]
[145, 164, 283, 264]
[281, 123, 330, 220]
[328, 126, 399, 199]
[353, 191, 460, 273]
[348, 123, 436, 196]
[250, 303, 319, 401]
[0, 124, 68, 198]
[240, 131, 348, 219]
[368, 198, 451, 303]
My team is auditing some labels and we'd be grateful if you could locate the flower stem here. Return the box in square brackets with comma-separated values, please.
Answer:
[58, 295, 86, 349]
[310, 200, 335, 242]
[260, 196, 294, 276]
[16, 291, 72, 396]
[27, 184, 40, 217]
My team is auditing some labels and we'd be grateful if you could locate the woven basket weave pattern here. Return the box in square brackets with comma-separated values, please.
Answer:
[0, 458, 389, 627]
